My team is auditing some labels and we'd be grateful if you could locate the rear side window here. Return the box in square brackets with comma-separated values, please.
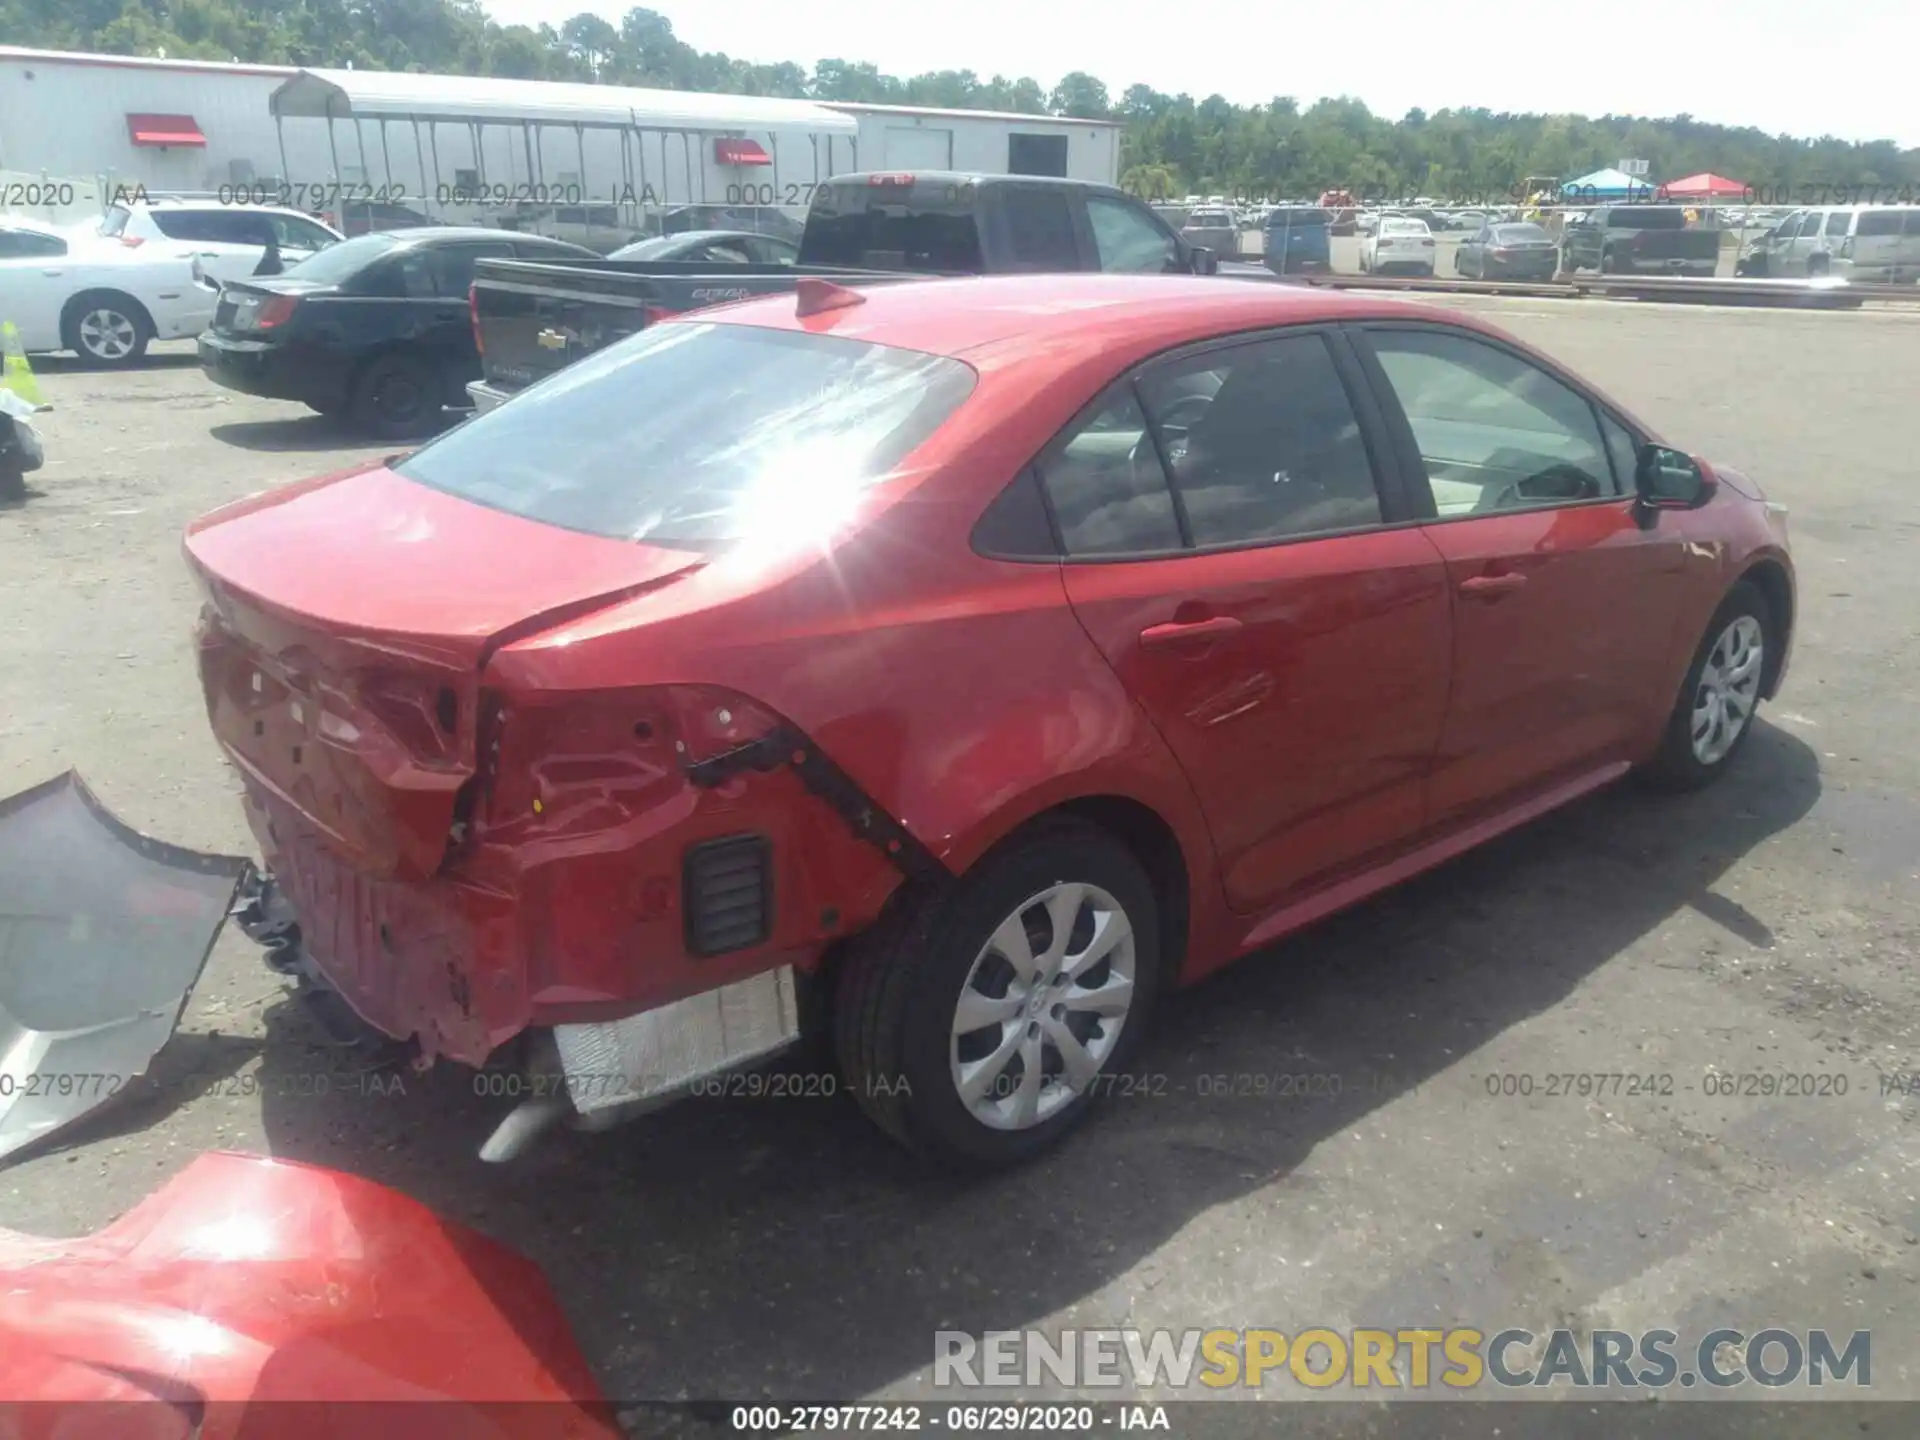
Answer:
[1036, 389, 1183, 557]
[148, 209, 224, 242]
[1798, 212, 1824, 237]
[1905, 209, 1920, 236]
[1086, 195, 1179, 272]
[1000, 186, 1080, 269]
[427, 242, 514, 295]
[286, 231, 406, 285]
[394, 323, 977, 547]
[0, 229, 66, 258]
[1609, 209, 1687, 229]
[799, 182, 985, 272]
[1141, 335, 1381, 546]
[1825, 210, 1851, 236]
[1856, 209, 1904, 237]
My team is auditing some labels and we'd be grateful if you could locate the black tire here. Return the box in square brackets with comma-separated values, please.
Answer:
[833, 818, 1163, 1172]
[61, 291, 151, 368]
[0, 456, 25, 504]
[1640, 580, 1772, 791]
[350, 352, 444, 441]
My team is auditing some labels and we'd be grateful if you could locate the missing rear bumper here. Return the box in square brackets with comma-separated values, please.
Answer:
[478, 964, 803, 1161]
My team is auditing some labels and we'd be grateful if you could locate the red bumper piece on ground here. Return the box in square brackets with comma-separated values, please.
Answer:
[0, 1151, 620, 1439]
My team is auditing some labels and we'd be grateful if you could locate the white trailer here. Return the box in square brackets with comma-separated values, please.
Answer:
[821, 102, 1121, 186]
[0, 46, 1124, 232]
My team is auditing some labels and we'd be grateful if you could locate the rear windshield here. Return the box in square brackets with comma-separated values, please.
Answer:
[1493, 223, 1551, 242]
[1267, 208, 1331, 228]
[799, 181, 985, 271]
[395, 323, 978, 547]
[1608, 208, 1687, 228]
[284, 231, 407, 283]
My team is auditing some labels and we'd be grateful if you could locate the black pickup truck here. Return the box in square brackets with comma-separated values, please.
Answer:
[467, 171, 1222, 411]
[1558, 206, 1722, 277]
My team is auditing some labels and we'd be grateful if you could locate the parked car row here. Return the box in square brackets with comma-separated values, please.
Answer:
[0, 198, 343, 366]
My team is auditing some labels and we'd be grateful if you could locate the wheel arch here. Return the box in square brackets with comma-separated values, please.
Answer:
[60, 288, 155, 348]
[1737, 556, 1794, 698]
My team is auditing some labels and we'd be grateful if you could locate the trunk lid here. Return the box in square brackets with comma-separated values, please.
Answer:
[184, 463, 706, 881]
[211, 276, 339, 336]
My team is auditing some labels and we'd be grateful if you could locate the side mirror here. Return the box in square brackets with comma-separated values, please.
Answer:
[1635, 445, 1716, 510]
[1188, 245, 1218, 275]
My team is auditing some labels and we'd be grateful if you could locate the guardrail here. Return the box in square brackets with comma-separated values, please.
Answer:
[1283, 271, 1920, 309]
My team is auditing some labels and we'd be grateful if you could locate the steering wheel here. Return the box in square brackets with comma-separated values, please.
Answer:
[1129, 392, 1213, 478]
[1480, 463, 1604, 511]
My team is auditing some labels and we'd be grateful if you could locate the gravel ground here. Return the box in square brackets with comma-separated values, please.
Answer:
[2, 303, 1919, 1429]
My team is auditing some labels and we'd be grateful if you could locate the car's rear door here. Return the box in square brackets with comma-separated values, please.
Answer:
[1042, 328, 1454, 915]
[1347, 322, 1691, 826]
[421, 240, 516, 381]
[159, 209, 267, 283]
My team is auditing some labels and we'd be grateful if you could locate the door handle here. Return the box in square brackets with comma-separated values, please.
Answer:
[1140, 615, 1243, 647]
[1458, 573, 1528, 599]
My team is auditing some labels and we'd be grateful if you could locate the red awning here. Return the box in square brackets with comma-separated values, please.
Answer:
[713, 138, 771, 167]
[1661, 172, 1746, 199]
[127, 113, 206, 147]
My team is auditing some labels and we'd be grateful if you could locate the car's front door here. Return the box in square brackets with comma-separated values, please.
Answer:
[1462, 225, 1491, 275]
[1349, 323, 1690, 825]
[1042, 329, 1455, 914]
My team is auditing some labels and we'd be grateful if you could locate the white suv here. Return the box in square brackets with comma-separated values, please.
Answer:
[97, 200, 342, 285]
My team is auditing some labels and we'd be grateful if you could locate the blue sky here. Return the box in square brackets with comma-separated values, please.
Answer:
[481, 0, 1920, 147]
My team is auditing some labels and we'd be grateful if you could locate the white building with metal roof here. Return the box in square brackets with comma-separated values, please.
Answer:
[0, 46, 1119, 234]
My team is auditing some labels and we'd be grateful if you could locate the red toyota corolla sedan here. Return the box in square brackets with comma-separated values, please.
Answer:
[184, 274, 1794, 1170]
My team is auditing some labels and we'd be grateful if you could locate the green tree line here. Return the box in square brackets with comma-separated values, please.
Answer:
[5, 0, 1916, 198]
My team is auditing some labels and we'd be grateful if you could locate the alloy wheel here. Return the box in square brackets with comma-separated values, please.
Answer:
[949, 881, 1137, 1131]
[79, 308, 137, 361]
[1691, 614, 1764, 765]
[375, 372, 425, 424]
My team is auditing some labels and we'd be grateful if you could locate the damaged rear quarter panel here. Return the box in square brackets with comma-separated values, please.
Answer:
[484, 489, 1224, 980]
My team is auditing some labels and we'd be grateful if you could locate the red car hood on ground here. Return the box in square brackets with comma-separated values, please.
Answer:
[0, 1151, 619, 1439]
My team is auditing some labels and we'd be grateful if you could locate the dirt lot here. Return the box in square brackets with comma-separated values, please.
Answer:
[4, 302, 1920, 1424]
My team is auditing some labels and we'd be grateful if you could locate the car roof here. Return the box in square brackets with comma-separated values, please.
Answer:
[126, 199, 323, 221]
[702, 274, 1494, 373]
[655, 230, 784, 244]
[384, 226, 592, 248]
[835, 170, 1127, 196]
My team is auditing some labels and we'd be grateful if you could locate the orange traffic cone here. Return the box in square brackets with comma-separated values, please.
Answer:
[2, 322, 45, 407]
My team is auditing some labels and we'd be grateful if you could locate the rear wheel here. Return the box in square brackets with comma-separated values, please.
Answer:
[1642, 581, 1771, 790]
[834, 819, 1161, 1172]
[62, 291, 151, 368]
[0, 455, 25, 504]
[350, 353, 443, 440]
